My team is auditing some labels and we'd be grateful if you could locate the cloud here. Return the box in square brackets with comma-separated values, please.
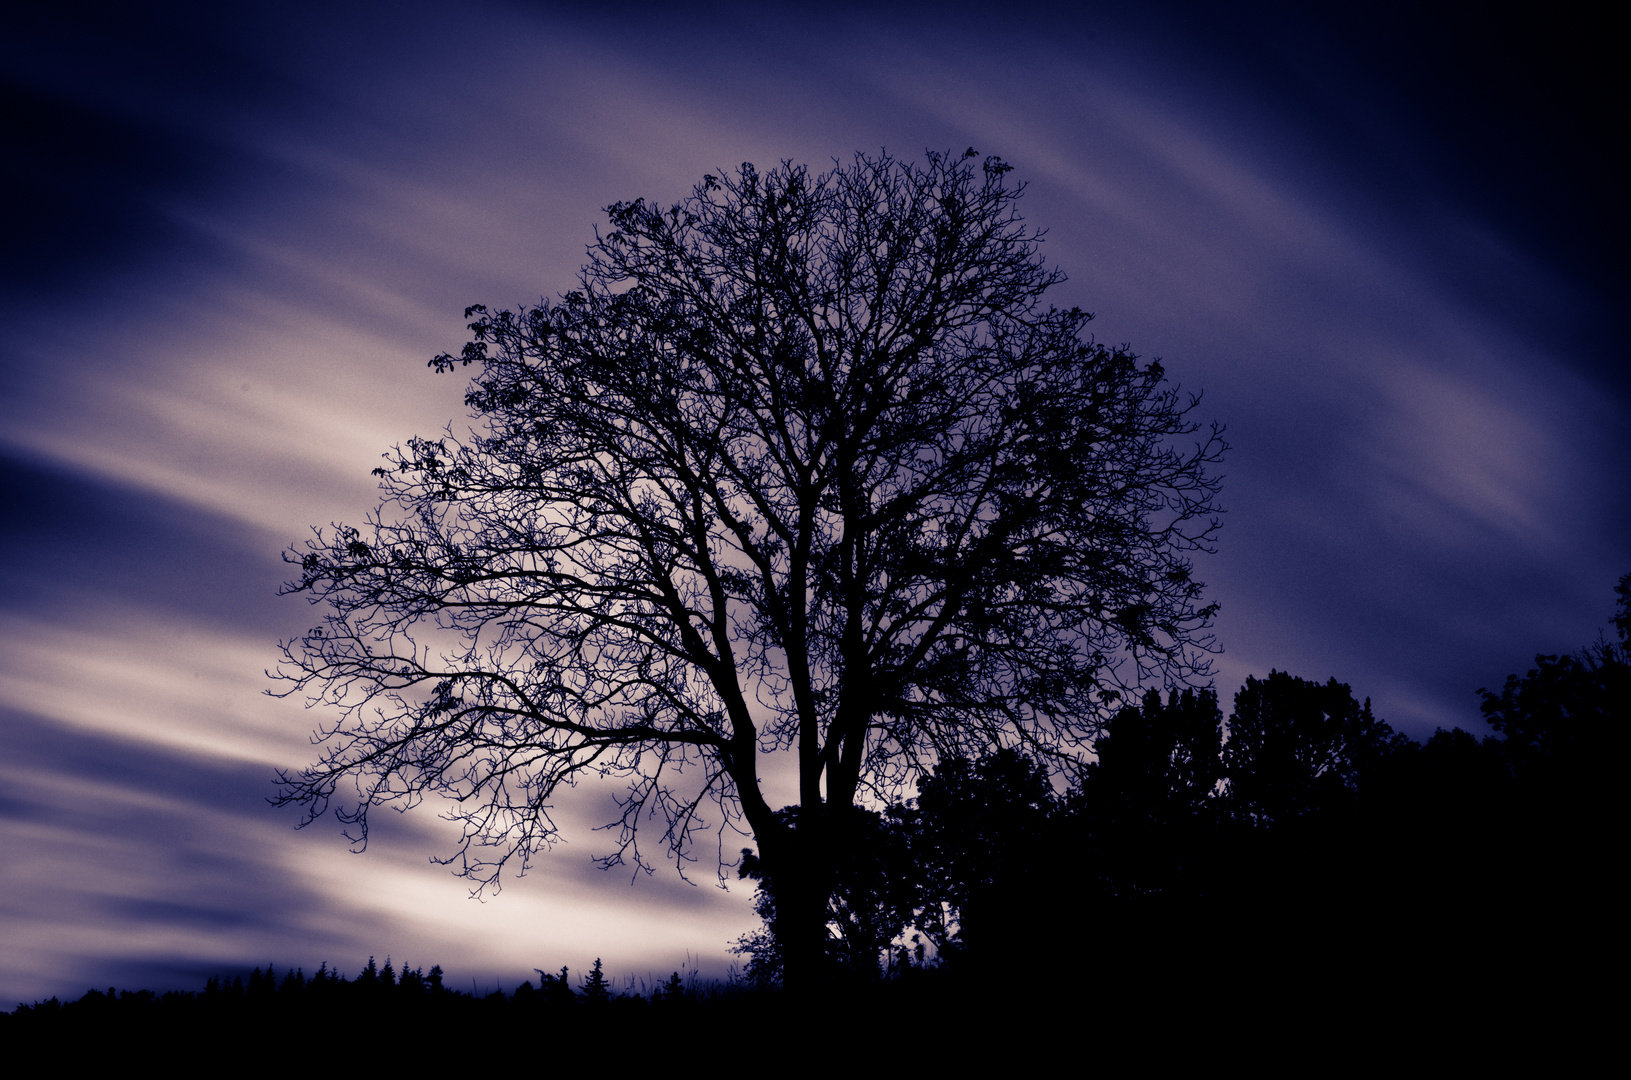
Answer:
[0, 698, 756, 1006]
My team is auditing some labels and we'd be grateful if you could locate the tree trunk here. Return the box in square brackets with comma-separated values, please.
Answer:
[756, 806, 837, 994]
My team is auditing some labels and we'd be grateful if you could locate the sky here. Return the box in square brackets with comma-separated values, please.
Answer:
[2, 1, 1625, 1005]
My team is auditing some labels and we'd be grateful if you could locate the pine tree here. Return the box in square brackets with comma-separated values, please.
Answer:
[581, 958, 610, 1004]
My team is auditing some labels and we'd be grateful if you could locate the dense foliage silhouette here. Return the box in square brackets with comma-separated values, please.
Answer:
[728, 575, 1624, 985]
[1067, 687, 1226, 912]
[1222, 672, 1410, 826]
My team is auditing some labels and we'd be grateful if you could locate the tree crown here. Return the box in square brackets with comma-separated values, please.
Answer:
[272, 150, 1224, 891]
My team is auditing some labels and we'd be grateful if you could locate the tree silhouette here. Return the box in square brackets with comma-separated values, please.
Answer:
[1222, 672, 1407, 826]
[1082, 687, 1223, 820]
[580, 958, 611, 1004]
[737, 749, 1065, 977]
[1205, 670, 1415, 963]
[1471, 571, 1629, 909]
[898, 748, 1058, 960]
[736, 803, 916, 983]
[1068, 687, 1225, 904]
[271, 150, 1225, 988]
[1478, 570, 1630, 792]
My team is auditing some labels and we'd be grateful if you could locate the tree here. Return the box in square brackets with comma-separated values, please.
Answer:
[1081, 687, 1223, 821]
[1222, 672, 1408, 826]
[1472, 571, 1629, 892]
[271, 149, 1225, 989]
[1477, 570, 1630, 792]
[1067, 687, 1224, 903]
[580, 958, 611, 1004]
[735, 804, 916, 984]
[898, 748, 1059, 960]
[736, 748, 1063, 977]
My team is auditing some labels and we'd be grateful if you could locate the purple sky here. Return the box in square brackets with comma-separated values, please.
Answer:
[3, 1, 1625, 1004]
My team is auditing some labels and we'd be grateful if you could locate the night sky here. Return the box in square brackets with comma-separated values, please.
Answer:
[3, 1, 1625, 1005]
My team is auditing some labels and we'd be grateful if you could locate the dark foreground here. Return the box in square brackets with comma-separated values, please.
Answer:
[4, 916, 1601, 1068]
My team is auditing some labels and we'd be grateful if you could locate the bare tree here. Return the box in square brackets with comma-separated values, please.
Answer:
[272, 150, 1225, 987]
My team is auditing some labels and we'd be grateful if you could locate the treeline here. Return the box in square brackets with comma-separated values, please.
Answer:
[3, 955, 729, 1045]
[735, 574, 1629, 987]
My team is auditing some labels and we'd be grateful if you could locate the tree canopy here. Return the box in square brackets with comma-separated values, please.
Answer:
[1477, 571, 1631, 789]
[272, 150, 1225, 986]
[1222, 672, 1407, 826]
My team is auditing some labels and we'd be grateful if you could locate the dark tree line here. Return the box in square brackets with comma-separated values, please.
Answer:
[733, 572, 1629, 984]
[4, 955, 710, 1053]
